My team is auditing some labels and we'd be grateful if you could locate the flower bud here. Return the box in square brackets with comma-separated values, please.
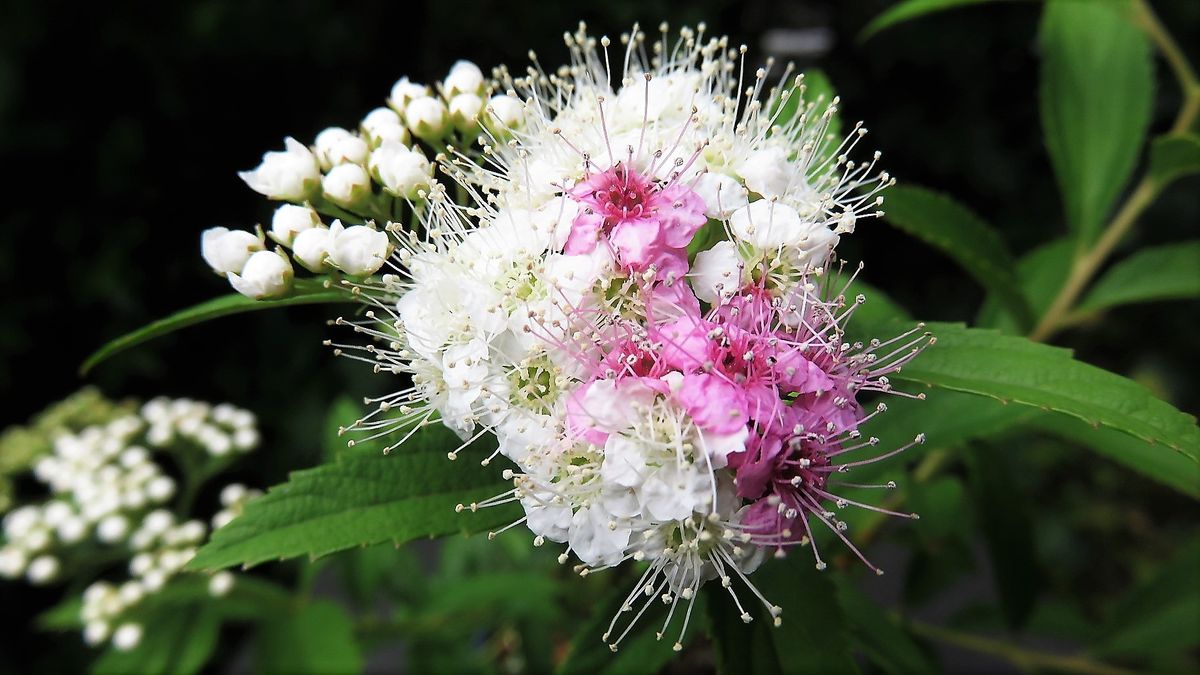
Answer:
[388, 77, 427, 112]
[485, 94, 525, 134]
[268, 204, 320, 247]
[369, 142, 433, 199]
[449, 93, 484, 134]
[364, 122, 410, 148]
[228, 249, 293, 300]
[328, 221, 390, 276]
[404, 96, 449, 140]
[112, 623, 143, 652]
[313, 127, 370, 169]
[208, 571, 235, 597]
[26, 555, 59, 584]
[201, 227, 263, 277]
[443, 60, 485, 97]
[291, 226, 332, 272]
[238, 137, 321, 201]
[322, 163, 371, 208]
[362, 107, 401, 132]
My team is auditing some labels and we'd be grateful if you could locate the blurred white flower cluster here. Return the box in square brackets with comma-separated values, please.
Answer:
[0, 397, 262, 652]
[203, 59, 526, 300]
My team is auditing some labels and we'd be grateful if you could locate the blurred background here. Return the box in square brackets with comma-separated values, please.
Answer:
[1, 0, 1197, 672]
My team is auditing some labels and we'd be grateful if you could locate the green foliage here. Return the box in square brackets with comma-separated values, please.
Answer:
[1039, 0, 1153, 246]
[256, 600, 363, 675]
[79, 277, 350, 375]
[880, 185, 1032, 328]
[835, 580, 937, 674]
[1076, 241, 1200, 315]
[976, 239, 1074, 334]
[91, 604, 221, 675]
[189, 424, 518, 570]
[1146, 132, 1200, 188]
[860, 0, 1002, 40]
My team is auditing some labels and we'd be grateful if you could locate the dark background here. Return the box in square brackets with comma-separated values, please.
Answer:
[1, 1, 1197, 672]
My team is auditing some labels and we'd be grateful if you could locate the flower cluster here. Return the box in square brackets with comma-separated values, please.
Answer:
[203, 60, 529, 299]
[0, 397, 261, 652]
[225, 22, 930, 650]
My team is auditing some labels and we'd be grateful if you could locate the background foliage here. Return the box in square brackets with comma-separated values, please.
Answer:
[2, 0, 1197, 672]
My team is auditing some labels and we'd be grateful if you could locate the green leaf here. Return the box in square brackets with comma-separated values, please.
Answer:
[706, 556, 858, 675]
[256, 600, 363, 675]
[893, 323, 1200, 459]
[559, 581, 707, 675]
[834, 580, 937, 675]
[965, 444, 1041, 629]
[1095, 538, 1200, 659]
[37, 597, 83, 631]
[1076, 241, 1200, 314]
[1147, 132, 1200, 188]
[79, 277, 350, 374]
[1040, 0, 1153, 246]
[881, 185, 1032, 329]
[860, 0, 1002, 41]
[92, 604, 220, 675]
[976, 239, 1074, 334]
[1035, 415, 1200, 499]
[188, 424, 517, 570]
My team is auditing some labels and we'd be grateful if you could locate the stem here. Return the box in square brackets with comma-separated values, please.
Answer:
[1029, 0, 1200, 342]
[907, 619, 1136, 675]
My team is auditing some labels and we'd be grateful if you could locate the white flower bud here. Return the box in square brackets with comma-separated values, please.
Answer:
[238, 137, 321, 201]
[176, 520, 207, 544]
[130, 553, 153, 576]
[141, 569, 166, 592]
[208, 571, 235, 597]
[314, 127, 370, 170]
[322, 163, 371, 208]
[692, 240, 746, 303]
[211, 510, 235, 530]
[83, 621, 110, 646]
[0, 547, 27, 579]
[233, 427, 259, 451]
[200, 227, 263, 277]
[112, 623, 143, 652]
[404, 96, 449, 140]
[118, 581, 145, 605]
[443, 60, 485, 97]
[448, 93, 484, 134]
[269, 204, 320, 247]
[485, 95, 525, 133]
[364, 122, 410, 148]
[369, 142, 432, 199]
[361, 107, 401, 132]
[4, 506, 40, 538]
[23, 528, 51, 551]
[328, 221, 390, 276]
[42, 502, 71, 527]
[388, 77, 427, 112]
[119, 446, 149, 469]
[142, 509, 174, 535]
[228, 250, 294, 300]
[26, 555, 60, 584]
[97, 515, 130, 543]
[56, 517, 88, 544]
[291, 226, 332, 272]
[145, 475, 176, 502]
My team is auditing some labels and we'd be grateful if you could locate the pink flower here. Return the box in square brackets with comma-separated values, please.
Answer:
[564, 165, 707, 278]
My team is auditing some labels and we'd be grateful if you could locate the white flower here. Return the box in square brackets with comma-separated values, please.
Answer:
[362, 108, 410, 147]
[219, 483, 247, 507]
[112, 623, 143, 651]
[691, 241, 745, 303]
[208, 571, 235, 597]
[228, 250, 294, 300]
[269, 204, 320, 246]
[291, 226, 332, 272]
[443, 60, 486, 97]
[485, 95, 525, 133]
[314, 127, 369, 169]
[736, 147, 795, 198]
[692, 173, 749, 220]
[321, 163, 371, 208]
[369, 142, 432, 199]
[449, 93, 484, 133]
[0, 548, 27, 579]
[201, 227, 263, 276]
[238, 137, 321, 201]
[361, 107, 401, 131]
[388, 77, 428, 112]
[26, 555, 59, 584]
[97, 514, 130, 543]
[56, 517, 87, 544]
[405, 96, 449, 140]
[328, 222, 390, 276]
[83, 622, 110, 646]
[729, 200, 806, 250]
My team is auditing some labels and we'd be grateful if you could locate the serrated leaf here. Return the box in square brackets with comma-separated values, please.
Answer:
[188, 424, 517, 570]
[1035, 415, 1200, 498]
[976, 239, 1074, 334]
[1040, 0, 1153, 246]
[80, 277, 350, 374]
[1076, 241, 1200, 314]
[860, 0, 1002, 40]
[706, 555, 857, 675]
[965, 444, 1041, 629]
[256, 600, 363, 675]
[1147, 133, 1200, 188]
[892, 323, 1200, 459]
[881, 185, 1032, 329]
[834, 580, 937, 675]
